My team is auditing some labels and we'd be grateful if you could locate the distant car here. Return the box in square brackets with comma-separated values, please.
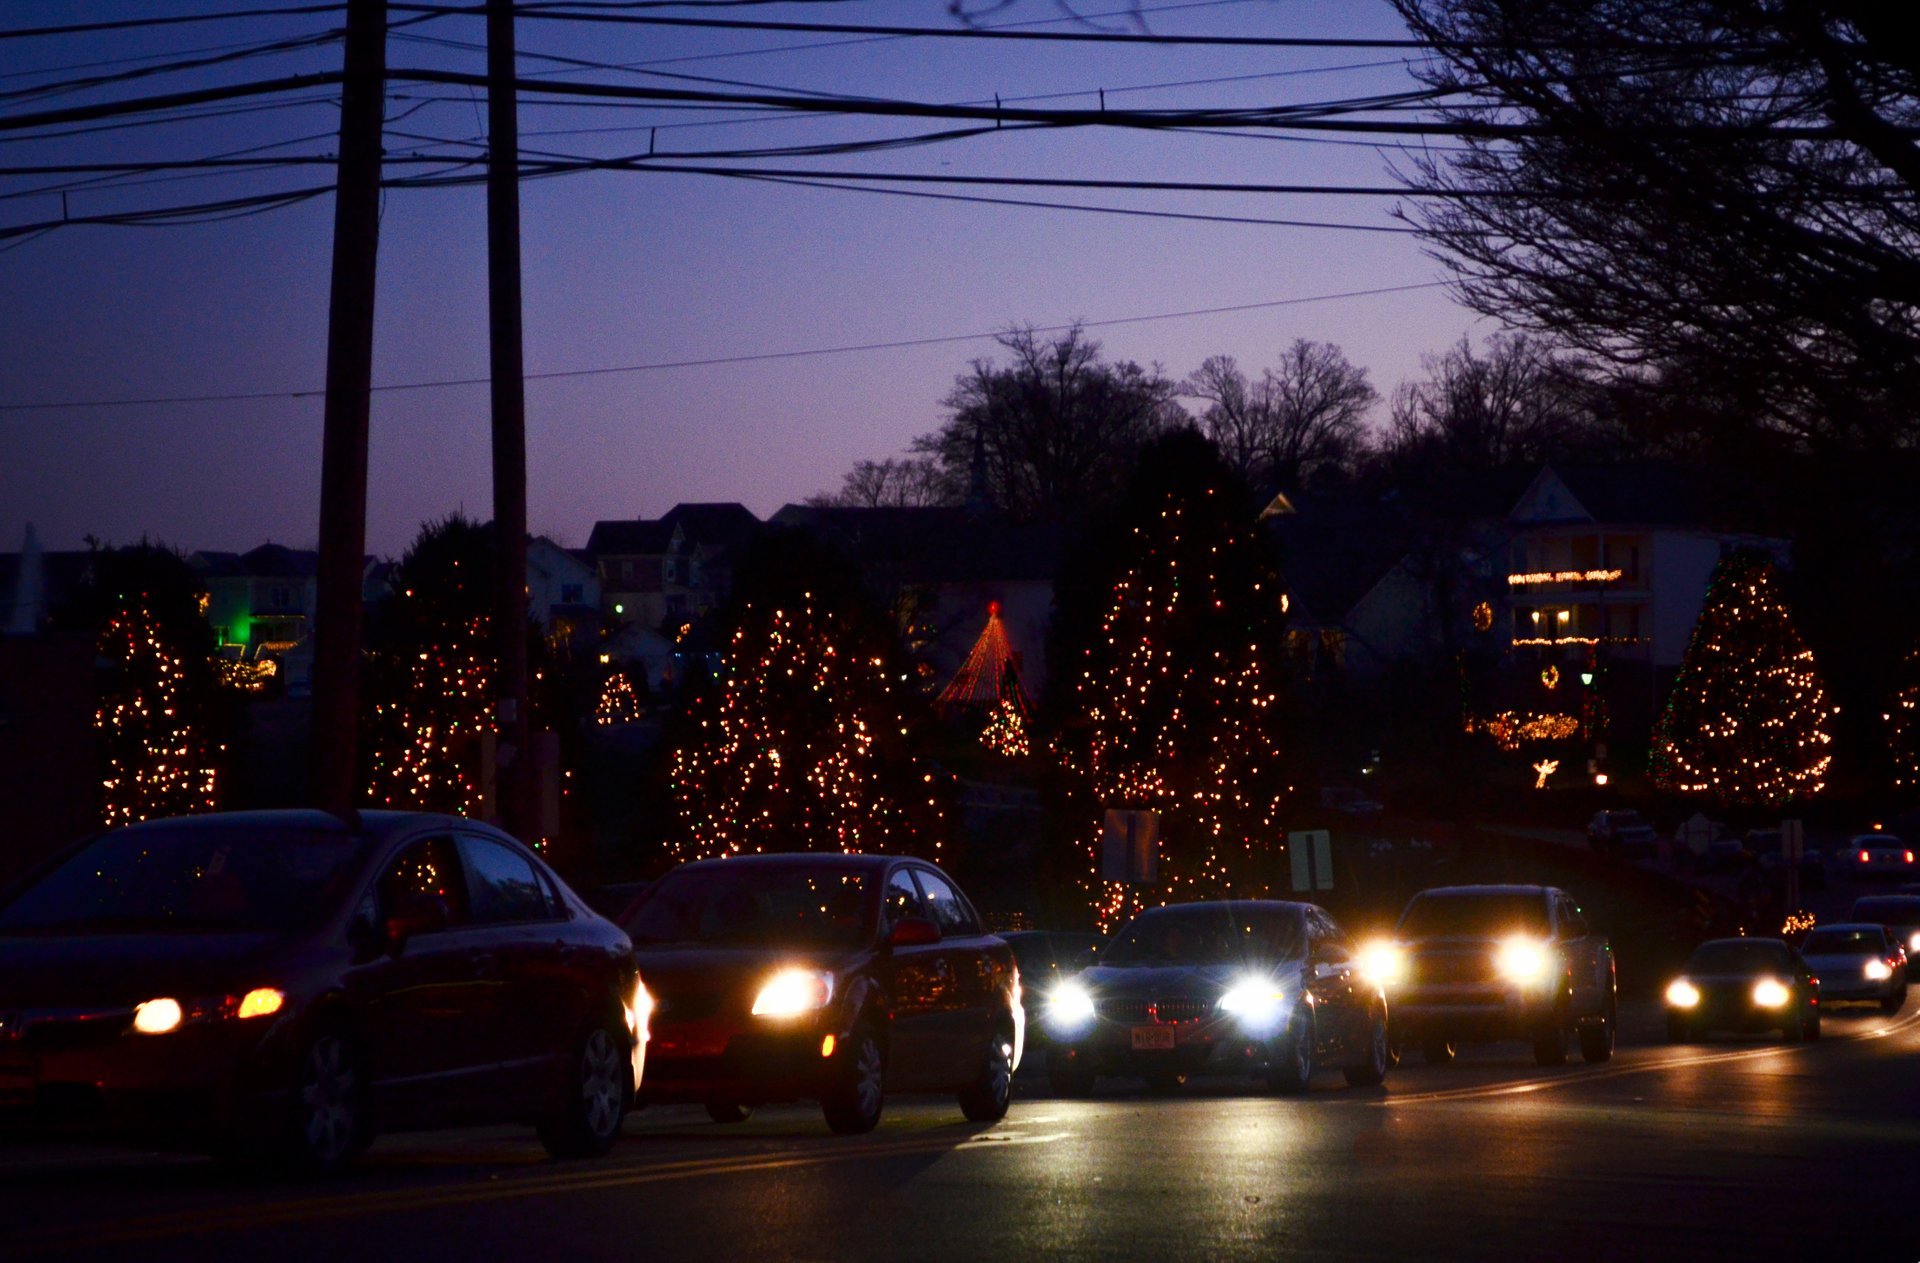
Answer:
[1848, 895, 1920, 973]
[1664, 937, 1819, 1042]
[585, 880, 651, 923]
[1321, 787, 1385, 817]
[0, 810, 643, 1170]
[1843, 834, 1915, 879]
[626, 853, 1021, 1133]
[1371, 885, 1616, 1066]
[1041, 900, 1388, 1096]
[1588, 810, 1657, 860]
[1797, 924, 1907, 1013]
[999, 931, 1104, 1044]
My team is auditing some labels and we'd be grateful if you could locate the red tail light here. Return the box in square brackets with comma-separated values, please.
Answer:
[1906, 851, 1914, 864]
[1860, 850, 1871, 863]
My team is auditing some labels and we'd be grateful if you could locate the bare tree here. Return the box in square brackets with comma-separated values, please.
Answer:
[1381, 333, 1602, 472]
[1184, 340, 1376, 491]
[807, 457, 952, 509]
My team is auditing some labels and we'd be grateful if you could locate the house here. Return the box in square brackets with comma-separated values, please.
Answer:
[526, 536, 600, 648]
[586, 503, 761, 635]
[191, 544, 321, 655]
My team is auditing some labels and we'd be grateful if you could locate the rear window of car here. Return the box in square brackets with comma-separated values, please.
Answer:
[1397, 891, 1551, 938]
[1801, 929, 1883, 954]
[1105, 904, 1305, 966]
[626, 862, 873, 949]
[1687, 940, 1791, 972]
[1850, 897, 1920, 924]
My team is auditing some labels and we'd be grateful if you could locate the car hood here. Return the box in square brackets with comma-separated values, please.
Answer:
[631, 944, 858, 998]
[1077, 962, 1299, 997]
[0, 932, 289, 1008]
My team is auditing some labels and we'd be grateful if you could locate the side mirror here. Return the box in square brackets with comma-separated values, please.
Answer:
[888, 916, 941, 948]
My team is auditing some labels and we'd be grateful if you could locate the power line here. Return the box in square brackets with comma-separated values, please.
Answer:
[0, 281, 1450, 412]
[0, 5, 347, 41]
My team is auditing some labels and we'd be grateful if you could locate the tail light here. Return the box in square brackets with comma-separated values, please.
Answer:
[1860, 850, 1871, 864]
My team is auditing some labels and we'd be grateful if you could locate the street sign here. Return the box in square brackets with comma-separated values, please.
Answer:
[1288, 829, 1333, 892]
[1782, 818, 1805, 912]
[1102, 809, 1160, 883]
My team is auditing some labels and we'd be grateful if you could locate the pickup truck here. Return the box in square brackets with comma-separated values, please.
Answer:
[1379, 884, 1616, 1067]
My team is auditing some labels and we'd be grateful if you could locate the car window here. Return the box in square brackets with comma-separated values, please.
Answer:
[1398, 892, 1551, 937]
[912, 868, 979, 937]
[379, 836, 470, 933]
[626, 862, 872, 949]
[1310, 910, 1351, 962]
[882, 868, 926, 927]
[1687, 940, 1790, 972]
[1107, 904, 1306, 966]
[458, 835, 554, 925]
[1802, 928, 1885, 954]
[1556, 899, 1589, 939]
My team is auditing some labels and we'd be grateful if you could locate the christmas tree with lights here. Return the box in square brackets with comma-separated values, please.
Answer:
[1651, 552, 1834, 806]
[1055, 431, 1290, 929]
[596, 671, 645, 726]
[96, 594, 226, 827]
[938, 601, 1032, 756]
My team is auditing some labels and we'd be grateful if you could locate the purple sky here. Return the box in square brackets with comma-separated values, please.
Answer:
[1, 0, 1488, 557]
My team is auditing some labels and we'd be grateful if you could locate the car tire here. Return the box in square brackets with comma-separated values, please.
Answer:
[538, 1020, 631, 1159]
[1046, 1053, 1096, 1098]
[957, 1026, 1014, 1122]
[1532, 1018, 1568, 1067]
[283, 1023, 373, 1175]
[705, 1101, 752, 1124]
[1343, 1005, 1389, 1087]
[1579, 998, 1617, 1064]
[1267, 1009, 1315, 1094]
[1421, 1036, 1456, 1065]
[822, 1020, 885, 1135]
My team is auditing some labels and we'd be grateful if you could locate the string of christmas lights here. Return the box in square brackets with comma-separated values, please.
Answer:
[95, 597, 224, 827]
[595, 670, 644, 726]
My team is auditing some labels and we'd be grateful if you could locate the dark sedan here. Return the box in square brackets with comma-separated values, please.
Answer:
[1000, 930, 1104, 1045]
[0, 810, 642, 1171]
[1039, 900, 1388, 1095]
[1664, 937, 1820, 1042]
[626, 853, 1022, 1133]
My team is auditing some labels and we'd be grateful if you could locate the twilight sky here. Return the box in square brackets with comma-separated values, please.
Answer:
[0, 0, 1489, 557]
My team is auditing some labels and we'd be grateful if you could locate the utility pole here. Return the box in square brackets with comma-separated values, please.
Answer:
[488, 0, 533, 839]
[310, 0, 387, 817]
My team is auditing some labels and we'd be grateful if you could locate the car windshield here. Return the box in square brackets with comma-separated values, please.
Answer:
[1104, 905, 1304, 967]
[1850, 898, 1920, 924]
[1688, 941, 1790, 973]
[1609, 812, 1647, 828]
[0, 825, 369, 935]
[1801, 929, 1881, 955]
[1397, 892, 1551, 938]
[626, 863, 873, 949]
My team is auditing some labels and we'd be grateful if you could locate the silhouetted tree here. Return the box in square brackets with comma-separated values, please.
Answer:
[1183, 340, 1376, 494]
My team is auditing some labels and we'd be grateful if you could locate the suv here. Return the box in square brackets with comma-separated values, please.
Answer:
[1588, 810, 1657, 861]
[1383, 884, 1616, 1066]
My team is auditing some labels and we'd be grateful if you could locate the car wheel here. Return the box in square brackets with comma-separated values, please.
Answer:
[1046, 1052, 1096, 1098]
[1421, 1036, 1456, 1065]
[1666, 1014, 1691, 1043]
[958, 1027, 1014, 1122]
[705, 1101, 752, 1124]
[1267, 1009, 1315, 1094]
[822, 1020, 885, 1135]
[538, 1021, 630, 1159]
[1579, 998, 1617, 1064]
[1343, 1005, 1389, 1087]
[285, 1025, 372, 1174]
[1532, 1018, 1568, 1067]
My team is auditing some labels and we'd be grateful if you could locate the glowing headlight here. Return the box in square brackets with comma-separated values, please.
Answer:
[1752, 978, 1792, 1009]
[1218, 976, 1286, 1028]
[1865, 960, 1893, 982]
[627, 979, 654, 1036]
[132, 997, 183, 1035]
[234, 987, 285, 1020]
[1664, 979, 1700, 1009]
[1496, 937, 1553, 987]
[1045, 982, 1096, 1030]
[1908, 931, 1920, 954]
[1356, 940, 1406, 988]
[751, 968, 834, 1018]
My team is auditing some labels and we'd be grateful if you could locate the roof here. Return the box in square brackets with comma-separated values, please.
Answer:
[1514, 462, 1760, 531]
[661, 503, 760, 554]
[769, 505, 1063, 584]
[1262, 490, 1409, 625]
[587, 519, 675, 556]
[191, 544, 318, 579]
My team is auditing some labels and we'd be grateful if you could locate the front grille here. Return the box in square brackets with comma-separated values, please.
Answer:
[1407, 952, 1494, 987]
[1099, 996, 1211, 1025]
[651, 992, 722, 1023]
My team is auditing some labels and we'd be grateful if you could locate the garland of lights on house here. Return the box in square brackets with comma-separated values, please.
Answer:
[96, 598, 223, 826]
[596, 671, 644, 726]
[1650, 554, 1835, 807]
[667, 598, 945, 861]
[364, 613, 494, 817]
[1059, 496, 1288, 931]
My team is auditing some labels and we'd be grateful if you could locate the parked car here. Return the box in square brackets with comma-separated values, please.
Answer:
[1796, 924, 1907, 1013]
[625, 853, 1021, 1133]
[1751, 830, 1828, 892]
[1588, 810, 1657, 861]
[1040, 900, 1388, 1096]
[1848, 895, 1920, 972]
[1371, 884, 1616, 1066]
[1663, 937, 1819, 1042]
[999, 931, 1104, 1045]
[0, 810, 643, 1171]
[1842, 833, 1915, 880]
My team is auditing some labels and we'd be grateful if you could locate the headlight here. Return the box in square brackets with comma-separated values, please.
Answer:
[1752, 978, 1792, 1009]
[1665, 979, 1700, 1009]
[1356, 940, 1406, 988]
[1496, 937, 1553, 987]
[1217, 976, 1286, 1028]
[1045, 982, 1096, 1031]
[132, 997, 183, 1035]
[751, 968, 834, 1018]
[1865, 960, 1893, 982]
[1908, 931, 1920, 954]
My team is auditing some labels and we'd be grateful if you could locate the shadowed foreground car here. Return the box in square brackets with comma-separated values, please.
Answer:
[1041, 900, 1388, 1096]
[1848, 895, 1920, 975]
[625, 853, 1022, 1133]
[0, 811, 643, 1171]
[1664, 938, 1819, 1042]
[1797, 924, 1907, 1012]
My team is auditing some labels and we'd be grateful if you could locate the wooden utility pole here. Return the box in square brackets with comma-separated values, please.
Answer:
[310, 0, 387, 817]
[488, 0, 533, 839]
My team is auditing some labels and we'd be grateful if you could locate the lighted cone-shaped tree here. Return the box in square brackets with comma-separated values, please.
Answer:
[938, 601, 1033, 757]
[96, 595, 225, 827]
[1055, 431, 1290, 930]
[596, 671, 645, 726]
[1650, 552, 1835, 807]
[1889, 642, 1920, 795]
[667, 532, 948, 862]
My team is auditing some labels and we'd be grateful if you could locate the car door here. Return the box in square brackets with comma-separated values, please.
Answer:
[456, 831, 576, 1102]
[878, 865, 947, 1090]
[1555, 894, 1607, 1019]
[911, 865, 998, 1086]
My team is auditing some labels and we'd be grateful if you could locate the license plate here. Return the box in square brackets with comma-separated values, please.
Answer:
[1130, 1026, 1176, 1051]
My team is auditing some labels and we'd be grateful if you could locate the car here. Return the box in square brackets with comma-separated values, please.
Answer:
[1664, 937, 1819, 1042]
[625, 853, 1021, 1133]
[1321, 787, 1385, 817]
[1796, 924, 1907, 1012]
[1367, 884, 1616, 1066]
[1588, 810, 1657, 861]
[0, 810, 643, 1171]
[999, 930, 1104, 1044]
[1843, 834, 1915, 880]
[1039, 900, 1389, 1096]
[1847, 895, 1920, 973]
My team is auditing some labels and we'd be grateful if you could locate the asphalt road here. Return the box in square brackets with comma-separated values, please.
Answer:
[4, 996, 1918, 1263]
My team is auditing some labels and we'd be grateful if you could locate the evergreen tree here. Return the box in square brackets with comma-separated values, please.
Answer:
[1054, 430, 1291, 929]
[1651, 553, 1834, 807]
